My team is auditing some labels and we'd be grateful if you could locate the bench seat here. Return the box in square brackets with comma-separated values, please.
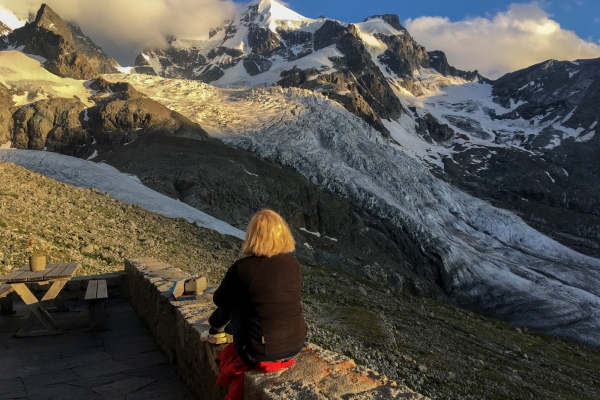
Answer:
[84, 280, 108, 330]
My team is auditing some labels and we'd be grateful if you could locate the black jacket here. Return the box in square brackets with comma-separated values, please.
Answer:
[213, 254, 307, 361]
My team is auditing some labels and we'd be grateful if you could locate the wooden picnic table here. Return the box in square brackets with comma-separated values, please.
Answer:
[0, 263, 79, 337]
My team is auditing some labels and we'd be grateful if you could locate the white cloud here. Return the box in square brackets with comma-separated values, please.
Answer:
[405, 2, 600, 79]
[0, 0, 238, 66]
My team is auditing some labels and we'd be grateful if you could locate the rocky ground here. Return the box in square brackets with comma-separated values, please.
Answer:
[0, 161, 239, 281]
[1, 160, 599, 399]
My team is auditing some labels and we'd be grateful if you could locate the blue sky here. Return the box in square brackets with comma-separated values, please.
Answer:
[264, 1, 599, 45]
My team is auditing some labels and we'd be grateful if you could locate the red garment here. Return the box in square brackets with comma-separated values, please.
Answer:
[215, 344, 295, 400]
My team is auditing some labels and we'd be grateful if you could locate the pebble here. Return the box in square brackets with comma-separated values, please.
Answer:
[417, 364, 428, 374]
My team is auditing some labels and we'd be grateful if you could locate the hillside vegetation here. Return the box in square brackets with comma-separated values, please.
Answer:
[1, 160, 599, 400]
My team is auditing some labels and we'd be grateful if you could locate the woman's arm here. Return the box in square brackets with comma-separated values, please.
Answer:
[213, 263, 243, 308]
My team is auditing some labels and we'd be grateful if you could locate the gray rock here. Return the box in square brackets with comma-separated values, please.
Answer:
[80, 244, 95, 254]
[358, 286, 368, 296]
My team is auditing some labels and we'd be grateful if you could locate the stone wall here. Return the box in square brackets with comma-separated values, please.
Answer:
[124, 257, 426, 400]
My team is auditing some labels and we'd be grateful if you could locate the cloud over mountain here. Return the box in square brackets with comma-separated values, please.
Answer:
[405, 2, 600, 79]
[0, 0, 237, 65]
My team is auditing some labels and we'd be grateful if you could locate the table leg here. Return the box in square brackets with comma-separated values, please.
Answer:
[41, 280, 70, 312]
[10, 283, 62, 337]
[0, 292, 15, 314]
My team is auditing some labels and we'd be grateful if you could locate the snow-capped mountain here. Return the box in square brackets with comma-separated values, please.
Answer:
[134, 0, 600, 258]
[134, 0, 480, 135]
[0, 4, 120, 79]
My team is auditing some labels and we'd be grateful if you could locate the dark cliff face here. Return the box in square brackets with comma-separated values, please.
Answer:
[428, 50, 485, 82]
[67, 23, 120, 74]
[7, 4, 97, 80]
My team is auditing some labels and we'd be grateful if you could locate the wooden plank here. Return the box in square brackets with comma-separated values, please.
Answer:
[56, 263, 78, 279]
[0, 269, 28, 283]
[84, 280, 98, 301]
[0, 283, 13, 297]
[96, 280, 108, 299]
[43, 264, 69, 280]
[27, 268, 56, 282]
[10, 270, 39, 283]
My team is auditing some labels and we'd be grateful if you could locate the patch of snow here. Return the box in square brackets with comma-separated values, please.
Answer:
[589, 121, 598, 130]
[0, 51, 93, 107]
[576, 130, 596, 142]
[0, 150, 245, 239]
[561, 107, 577, 124]
[518, 81, 535, 91]
[86, 150, 98, 160]
[117, 66, 133, 74]
[242, 168, 258, 177]
[569, 70, 580, 78]
[562, 168, 569, 177]
[303, 242, 313, 250]
[544, 171, 555, 183]
[325, 236, 338, 242]
[571, 61, 580, 65]
[214, 45, 343, 87]
[299, 228, 321, 237]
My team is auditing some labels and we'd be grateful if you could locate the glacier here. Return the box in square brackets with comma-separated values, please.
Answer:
[104, 73, 600, 347]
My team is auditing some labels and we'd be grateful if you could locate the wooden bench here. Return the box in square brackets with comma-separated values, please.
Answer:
[0, 283, 15, 314]
[84, 280, 108, 331]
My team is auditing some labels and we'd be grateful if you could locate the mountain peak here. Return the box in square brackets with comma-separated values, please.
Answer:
[364, 14, 404, 32]
[34, 4, 70, 34]
[243, 0, 313, 32]
[8, 3, 97, 80]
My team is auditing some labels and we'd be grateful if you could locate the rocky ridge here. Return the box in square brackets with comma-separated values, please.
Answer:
[134, 0, 480, 136]
[1, 160, 599, 400]
[4, 4, 98, 80]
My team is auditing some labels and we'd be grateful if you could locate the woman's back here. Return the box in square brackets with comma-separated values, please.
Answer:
[237, 254, 306, 359]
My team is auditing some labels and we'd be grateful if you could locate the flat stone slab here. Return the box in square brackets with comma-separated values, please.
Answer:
[0, 297, 195, 400]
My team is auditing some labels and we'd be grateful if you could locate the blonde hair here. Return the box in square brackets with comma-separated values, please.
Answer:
[241, 209, 295, 257]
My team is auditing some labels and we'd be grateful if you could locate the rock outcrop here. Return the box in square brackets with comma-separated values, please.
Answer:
[0, 82, 14, 145]
[7, 4, 97, 80]
[86, 78, 209, 146]
[12, 97, 89, 155]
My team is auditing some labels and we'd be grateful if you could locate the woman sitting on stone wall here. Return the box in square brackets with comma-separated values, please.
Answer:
[202, 209, 307, 399]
